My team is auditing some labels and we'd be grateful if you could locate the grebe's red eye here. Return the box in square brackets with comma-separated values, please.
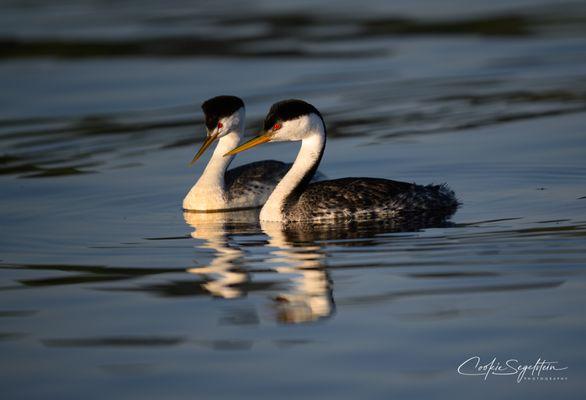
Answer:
[217, 122, 223, 129]
[273, 123, 282, 131]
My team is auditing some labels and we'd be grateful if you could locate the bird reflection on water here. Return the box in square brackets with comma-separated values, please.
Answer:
[183, 210, 256, 299]
[183, 210, 454, 324]
[262, 221, 334, 324]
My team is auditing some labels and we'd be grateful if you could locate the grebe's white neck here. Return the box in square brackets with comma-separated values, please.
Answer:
[183, 129, 242, 211]
[260, 120, 325, 222]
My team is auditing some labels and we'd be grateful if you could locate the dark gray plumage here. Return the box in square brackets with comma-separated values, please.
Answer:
[283, 177, 458, 223]
[224, 160, 290, 205]
[225, 160, 324, 206]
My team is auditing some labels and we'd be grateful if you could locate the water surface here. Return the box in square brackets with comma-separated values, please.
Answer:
[1, 1, 585, 399]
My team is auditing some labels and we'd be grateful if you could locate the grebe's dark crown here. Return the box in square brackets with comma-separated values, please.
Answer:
[263, 99, 323, 132]
[201, 95, 244, 131]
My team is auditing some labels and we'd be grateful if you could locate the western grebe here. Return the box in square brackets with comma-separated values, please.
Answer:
[226, 99, 459, 222]
[183, 95, 292, 211]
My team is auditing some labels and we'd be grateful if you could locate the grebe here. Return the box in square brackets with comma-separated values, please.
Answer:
[183, 95, 292, 211]
[226, 99, 459, 222]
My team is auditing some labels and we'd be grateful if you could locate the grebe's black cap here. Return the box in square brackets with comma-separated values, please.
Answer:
[201, 95, 244, 131]
[263, 99, 323, 132]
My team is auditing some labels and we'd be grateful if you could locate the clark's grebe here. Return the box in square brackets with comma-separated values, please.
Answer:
[226, 99, 459, 222]
[183, 96, 292, 211]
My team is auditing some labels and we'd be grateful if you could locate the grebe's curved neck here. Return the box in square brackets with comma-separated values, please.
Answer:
[197, 106, 246, 189]
[183, 129, 241, 210]
[200, 131, 240, 187]
[260, 122, 326, 221]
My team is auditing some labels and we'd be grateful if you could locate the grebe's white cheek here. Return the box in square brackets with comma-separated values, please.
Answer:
[269, 130, 288, 142]
[217, 108, 245, 138]
[273, 125, 298, 141]
[274, 116, 311, 141]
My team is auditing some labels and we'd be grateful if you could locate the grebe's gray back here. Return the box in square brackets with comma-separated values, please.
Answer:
[225, 99, 458, 222]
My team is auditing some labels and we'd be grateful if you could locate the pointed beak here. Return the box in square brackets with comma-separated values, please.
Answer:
[224, 131, 271, 157]
[189, 132, 220, 165]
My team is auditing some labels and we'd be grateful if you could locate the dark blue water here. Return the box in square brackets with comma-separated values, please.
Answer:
[1, 1, 585, 398]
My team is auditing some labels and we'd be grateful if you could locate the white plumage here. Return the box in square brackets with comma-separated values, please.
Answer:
[183, 96, 291, 211]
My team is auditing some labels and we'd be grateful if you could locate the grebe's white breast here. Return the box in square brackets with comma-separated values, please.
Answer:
[182, 96, 290, 212]
[183, 96, 323, 212]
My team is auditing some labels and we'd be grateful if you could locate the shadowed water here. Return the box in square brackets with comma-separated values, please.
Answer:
[0, 0, 585, 399]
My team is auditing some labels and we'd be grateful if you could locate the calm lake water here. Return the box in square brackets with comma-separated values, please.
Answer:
[1, 0, 586, 398]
